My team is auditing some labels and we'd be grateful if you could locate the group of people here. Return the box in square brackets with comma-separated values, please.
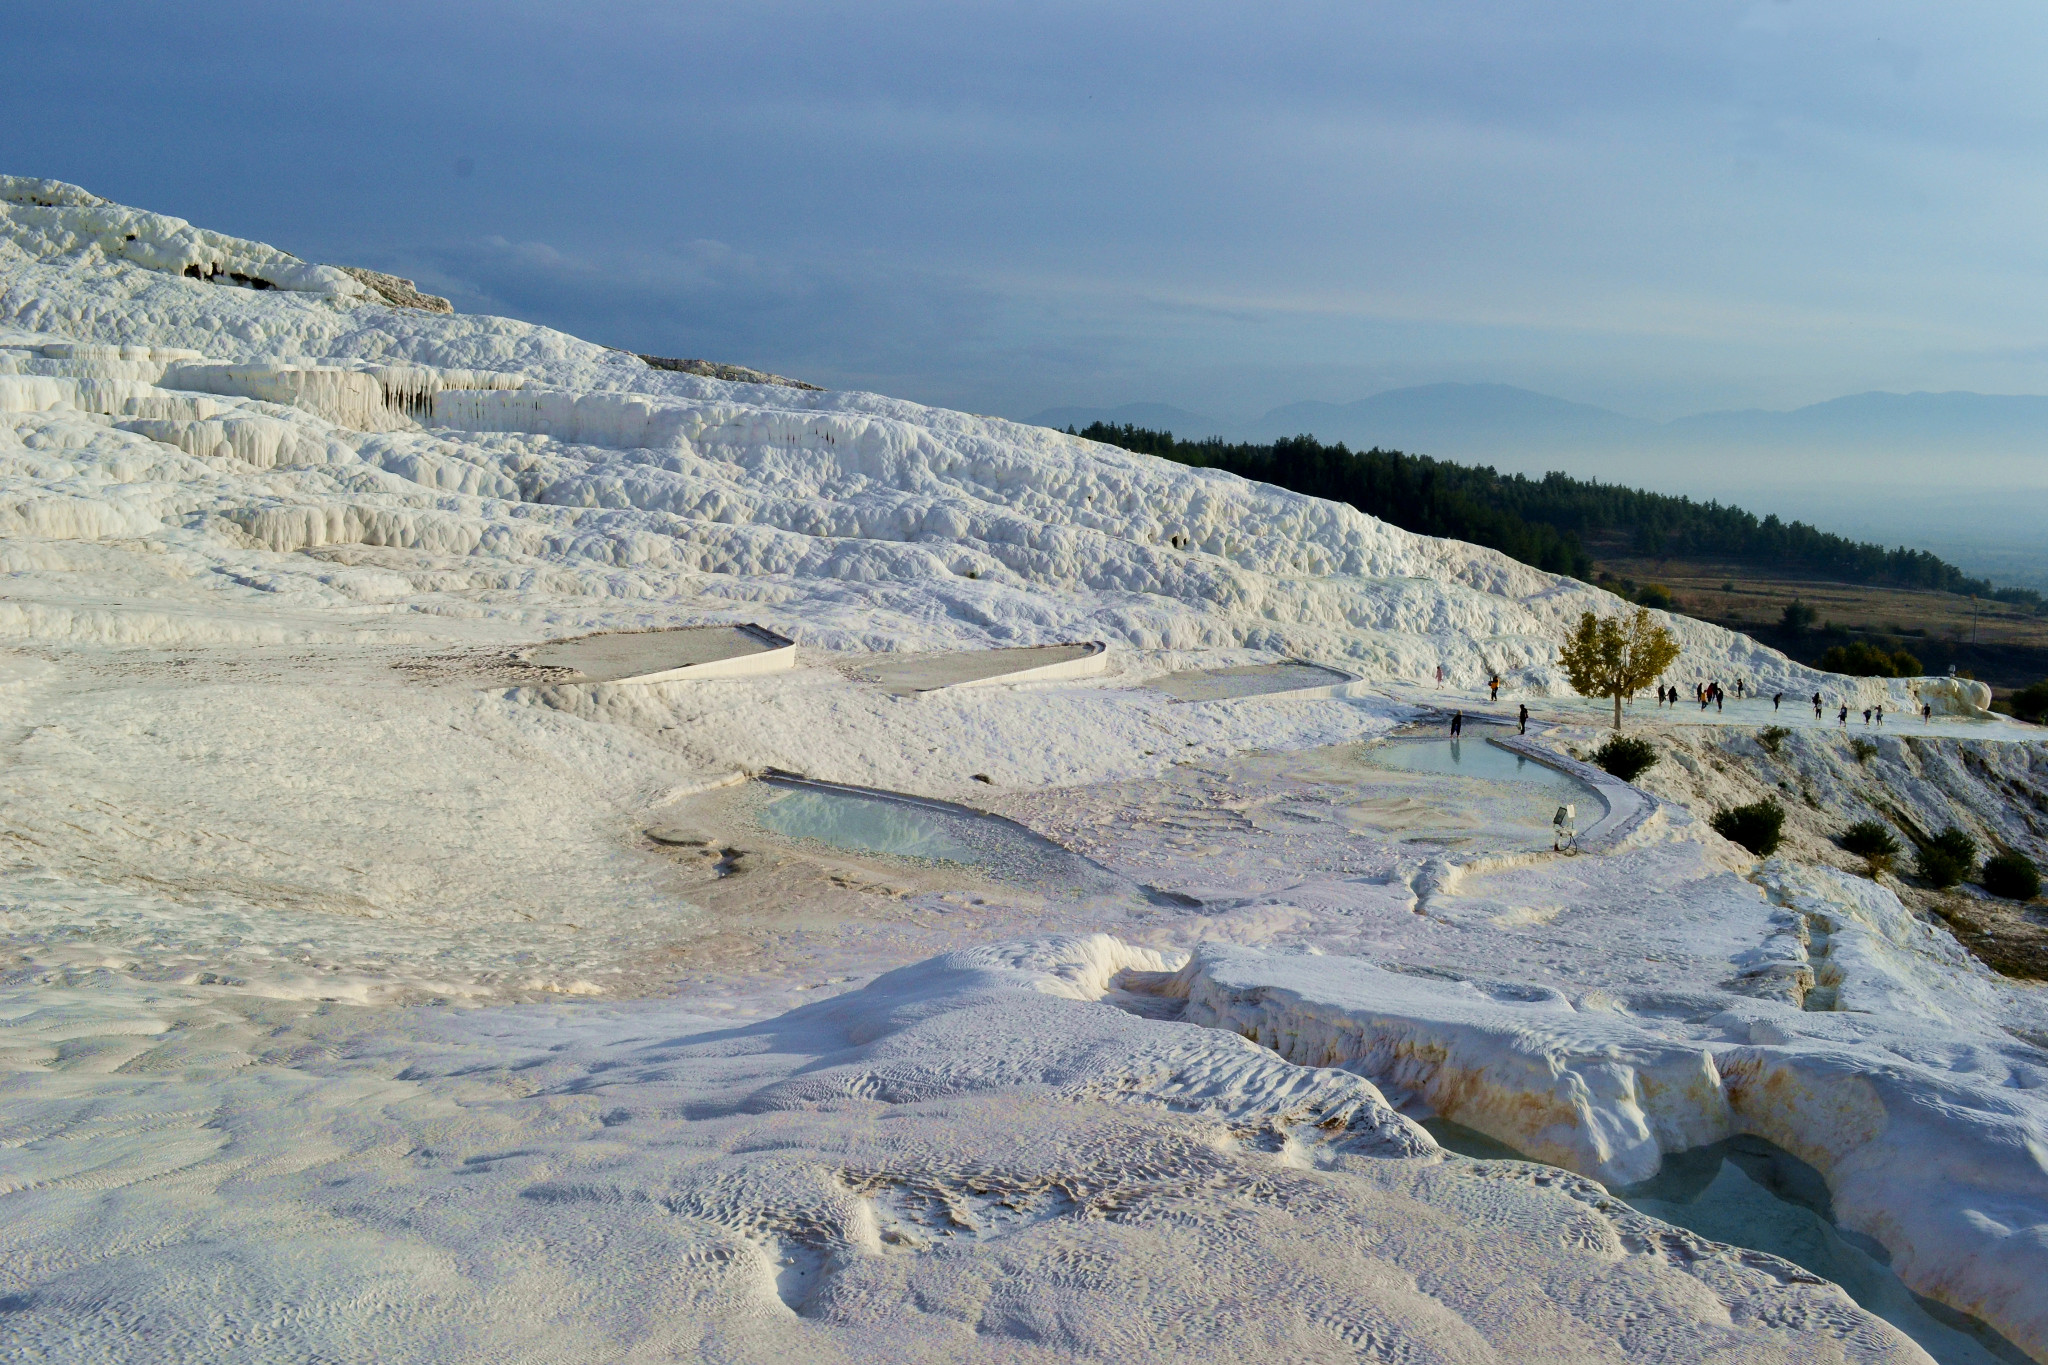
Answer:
[1437, 652, 1949, 742]
[1449, 668, 1936, 734]
[1654, 681, 1737, 711]
[1448, 703, 1531, 737]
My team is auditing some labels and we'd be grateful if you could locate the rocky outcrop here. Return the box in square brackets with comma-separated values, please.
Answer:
[336, 266, 454, 313]
[638, 353, 822, 390]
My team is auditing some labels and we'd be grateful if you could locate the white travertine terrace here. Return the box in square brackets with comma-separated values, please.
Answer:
[1, 172, 2042, 1364]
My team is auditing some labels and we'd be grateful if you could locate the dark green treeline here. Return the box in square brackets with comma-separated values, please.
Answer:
[1071, 422, 2040, 609]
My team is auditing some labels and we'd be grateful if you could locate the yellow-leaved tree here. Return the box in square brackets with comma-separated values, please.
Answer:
[1558, 607, 1682, 730]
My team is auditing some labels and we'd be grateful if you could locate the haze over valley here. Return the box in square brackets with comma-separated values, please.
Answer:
[6, 5, 2048, 1363]
[1033, 385, 2048, 587]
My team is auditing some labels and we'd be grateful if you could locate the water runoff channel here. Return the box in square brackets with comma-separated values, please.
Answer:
[741, 744, 2023, 1363]
[1362, 735, 2027, 1364]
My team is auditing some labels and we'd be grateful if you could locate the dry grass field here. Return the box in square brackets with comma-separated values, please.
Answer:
[1595, 556, 2048, 691]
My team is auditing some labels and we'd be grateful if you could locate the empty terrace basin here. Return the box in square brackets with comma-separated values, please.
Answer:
[851, 642, 1106, 695]
[1145, 661, 1359, 702]
[526, 623, 795, 683]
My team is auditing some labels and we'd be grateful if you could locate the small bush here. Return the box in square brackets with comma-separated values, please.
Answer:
[1757, 725, 1789, 754]
[1839, 819, 1900, 874]
[1821, 641, 1922, 678]
[1917, 826, 1978, 888]
[2009, 679, 2048, 725]
[1840, 820, 1900, 859]
[1981, 852, 2040, 901]
[1591, 735, 1658, 783]
[1712, 799, 1785, 856]
[1635, 584, 1674, 610]
[1918, 848, 1968, 888]
[1930, 826, 1978, 863]
[1850, 738, 1878, 764]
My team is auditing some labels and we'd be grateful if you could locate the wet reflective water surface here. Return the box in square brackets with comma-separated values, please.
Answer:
[1360, 736, 1594, 798]
[1425, 1121, 2029, 1365]
[750, 780, 1131, 900]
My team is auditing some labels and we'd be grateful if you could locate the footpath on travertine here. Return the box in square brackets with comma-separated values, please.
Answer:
[1408, 687, 2036, 743]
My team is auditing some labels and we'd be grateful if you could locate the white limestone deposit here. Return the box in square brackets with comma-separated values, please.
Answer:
[1, 174, 2043, 1362]
[0, 938, 1935, 1364]
[1132, 866, 2048, 1355]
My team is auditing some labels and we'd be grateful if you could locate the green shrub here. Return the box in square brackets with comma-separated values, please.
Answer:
[1839, 819, 1900, 874]
[1918, 848, 1968, 888]
[1757, 726, 1789, 754]
[1820, 641, 1923, 678]
[1930, 826, 1978, 863]
[1851, 738, 1878, 764]
[1917, 826, 1978, 888]
[1840, 820, 1900, 858]
[1712, 799, 1785, 856]
[2010, 680, 2048, 725]
[1635, 584, 1674, 610]
[1981, 852, 2041, 901]
[1591, 735, 1659, 783]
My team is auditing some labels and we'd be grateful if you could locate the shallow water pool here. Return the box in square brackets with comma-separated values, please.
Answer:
[1361, 737, 1594, 798]
[759, 788, 987, 863]
[1425, 1121, 2027, 1365]
[752, 780, 1130, 899]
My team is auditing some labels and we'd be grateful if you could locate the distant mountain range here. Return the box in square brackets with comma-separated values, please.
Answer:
[1028, 383, 2048, 489]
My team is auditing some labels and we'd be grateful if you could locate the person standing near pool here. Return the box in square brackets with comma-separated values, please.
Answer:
[1518, 703, 1528, 734]
[1450, 710, 1463, 737]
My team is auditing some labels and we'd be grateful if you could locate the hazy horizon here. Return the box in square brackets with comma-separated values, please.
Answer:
[10, 2, 2048, 573]
[1032, 385, 2048, 588]
[14, 6, 2048, 416]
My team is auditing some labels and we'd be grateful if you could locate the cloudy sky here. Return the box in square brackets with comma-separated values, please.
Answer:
[10, 2, 2048, 426]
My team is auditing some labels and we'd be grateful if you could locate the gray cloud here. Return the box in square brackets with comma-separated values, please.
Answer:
[8, 0, 2048, 434]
